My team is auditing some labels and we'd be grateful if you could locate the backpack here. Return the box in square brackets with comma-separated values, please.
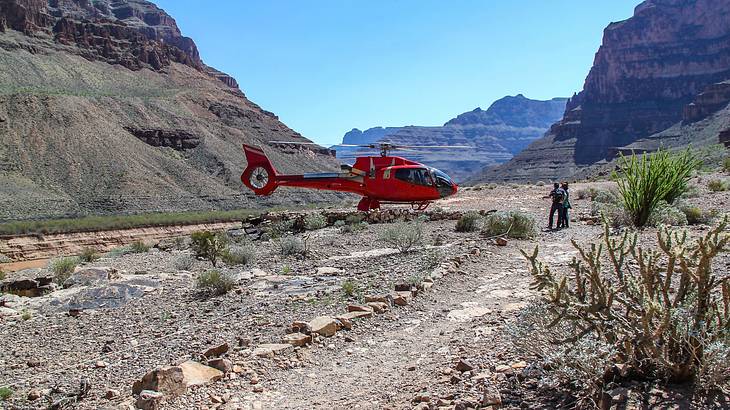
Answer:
[552, 188, 565, 204]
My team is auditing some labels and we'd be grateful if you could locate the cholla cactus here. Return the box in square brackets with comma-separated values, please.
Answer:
[522, 216, 729, 390]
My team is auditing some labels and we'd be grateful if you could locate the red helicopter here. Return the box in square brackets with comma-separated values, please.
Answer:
[241, 142, 466, 211]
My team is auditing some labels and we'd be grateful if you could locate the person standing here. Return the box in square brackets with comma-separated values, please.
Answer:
[558, 182, 571, 229]
[543, 183, 565, 230]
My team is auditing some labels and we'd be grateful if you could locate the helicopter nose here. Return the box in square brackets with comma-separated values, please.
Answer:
[452, 184, 458, 196]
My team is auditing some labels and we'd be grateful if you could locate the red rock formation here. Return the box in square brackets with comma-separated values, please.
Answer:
[0, 0, 238, 87]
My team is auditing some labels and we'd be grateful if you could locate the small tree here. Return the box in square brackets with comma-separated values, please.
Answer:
[190, 231, 229, 267]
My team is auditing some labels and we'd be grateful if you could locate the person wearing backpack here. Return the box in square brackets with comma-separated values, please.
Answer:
[543, 182, 566, 230]
[558, 182, 571, 229]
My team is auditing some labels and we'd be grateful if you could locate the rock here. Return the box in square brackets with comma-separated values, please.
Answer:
[337, 311, 372, 321]
[282, 332, 311, 347]
[95, 360, 108, 368]
[394, 283, 412, 292]
[511, 361, 527, 369]
[455, 359, 475, 373]
[481, 388, 502, 406]
[0, 306, 19, 318]
[207, 358, 233, 374]
[179, 361, 224, 386]
[132, 366, 186, 396]
[210, 394, 224, 404]
[27, 389, 43, 401]
[495, 237, 508, 246]
[105, 389, 120, 400]
[315, 267, 343, 275]
[364, 295, 391, 305]
[202, 342, 229, 358]
[136, 390, 164, 410]
[253, 386, 264, 393]
[63, 267, 115, 288]
[366, 302, 388, 313]
[309, 316, 338, 337]
[391, 292, 409, 306]
[347, 304, 373, 313]
[290, 321, 312, 335]
[335, 316, 353, 330]
[252, 344, 293, 357]
[494, 365, 511, 373]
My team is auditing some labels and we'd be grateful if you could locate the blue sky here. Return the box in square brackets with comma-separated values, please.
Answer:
[155, 1, 639, 146]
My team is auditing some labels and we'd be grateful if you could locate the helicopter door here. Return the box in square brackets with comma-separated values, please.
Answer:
[394, 168, 433, 186]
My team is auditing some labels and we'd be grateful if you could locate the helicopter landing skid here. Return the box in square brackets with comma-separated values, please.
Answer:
[411, 201, 431, 211]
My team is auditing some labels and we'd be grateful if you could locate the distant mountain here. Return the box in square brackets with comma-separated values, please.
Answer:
[0, 0, 339, 221]
[479, 0, 730, 183]
[335, 95, 567, 182]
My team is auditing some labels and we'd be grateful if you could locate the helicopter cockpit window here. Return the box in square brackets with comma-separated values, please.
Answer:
[431, 168, 453, 188]
[394, 168, 433, 186]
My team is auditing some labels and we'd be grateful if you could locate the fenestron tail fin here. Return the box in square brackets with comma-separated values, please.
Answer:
[241, 144, 278, 196]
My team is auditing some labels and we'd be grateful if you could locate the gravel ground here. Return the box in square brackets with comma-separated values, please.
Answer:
[1, 177, 728, 409]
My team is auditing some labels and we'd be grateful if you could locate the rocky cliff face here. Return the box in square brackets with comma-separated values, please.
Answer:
[482, 0, 730, 182]
[0, 0, 339, 220]
[337, 95, 567, 182]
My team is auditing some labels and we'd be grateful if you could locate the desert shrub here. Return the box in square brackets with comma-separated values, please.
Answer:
[341, 279, 358, 297]
[592, 188, 620, 204]
[613, 149, 700, 227]
[0, 269, 5, 281]
[0, 253, 11, 264]
[481, 211, 536, 239]
[129, 241, 150, 253]
[49, 256, 79, 285]
[647, 201, 688, 227]
[196, 270, 236, 295]
[190, 231, 229, 267]
[346, 214, 365, 225]
[79, 247, 99, 263]
[21, 310, 31, 321]
[304, 213, 327, 231]
[723, 157, 730, 173]
[455, 212, 481, 232]
[173, 254, 195, 271]
[268, 220, 295, 238]
[279, 235, 306, 256]
[680, 184, 703, 198]
[0, 387, 12, 401]
[521, 218, 730, 396]
[707, 178, 729, 192]
[340, 216, 368, 233]
[536, 181, 546, 186]
[590, 202, 632, 228]
[333, 220, 346, 228]
[379, 219, 424, 253]
[675, 200, 717, 225]
[222, 243, 256, 266]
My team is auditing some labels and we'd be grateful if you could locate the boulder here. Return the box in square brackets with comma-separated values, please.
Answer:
[179, 361, 224, 386]
[202, 342, 229, 358]
[337, 311, 372, 321]
[290, 321, 312, 335]
[347, 304, 373, 313]
[364, 295, 391, 305]
[132, 366, 186, 396]
[495, 237, 508, 246]
[207, 358, 233, 374]
[309, 316, 338, 337]
[367, 302, 388, 314]
[282, 332, 311, 347]
[63, 267, 116, 288]
[456, 359, 475, 372]
[391, 292, 410, 306]
[252, 343, 293, 357]
[136, 390, 164, 410]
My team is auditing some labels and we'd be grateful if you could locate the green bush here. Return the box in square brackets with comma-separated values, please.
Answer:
[647, 201, 688, 227]
[592, 188, 620, 204]
[0, 387, 12, 401]
[680, 184, 702, 198]
[707, 178, 729, 192]
[590, 202, 632, 228]
[0, 269, 5, 281]
[196, 270, 236, 295]
[675, 200, 717, 225]
[130, 241, 150, 253]
[455, 212, 481, 232]
[267, 220, 295, 238]
[49, 256, 79, 285]
[379, 219, 425, 253]
[79, 247, 99, 263]
[304, 213, 327, 231]
[481, 211, 537, 239]
[222, 244, 256, 266]
[341, 279, 358, 297]
[279, 236, 306, 256]
[173, 254, 195, 271]
[190, 231, 229, 267]
[521, 218, 730, 396]
[723, 157, 730, 173]
[613, 149, 700, 227]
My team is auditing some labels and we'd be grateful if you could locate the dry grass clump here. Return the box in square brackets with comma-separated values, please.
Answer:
[380, 219, 425, 253]
[304, 213, 327, 231]
[481, 211, 536, 239]
[196, 270, 236, 295]
[707, 178, 729, 192]
[515, 218, 730, 398]
[455, 212, 482, 232]
[222, 243, 256, 266]
[49, 256, 79, 285]
[279, 235, 307, 256]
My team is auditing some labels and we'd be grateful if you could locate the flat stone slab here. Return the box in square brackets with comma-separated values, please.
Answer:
[179, 360, 223, 386]
[253, 343, 293, 357]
